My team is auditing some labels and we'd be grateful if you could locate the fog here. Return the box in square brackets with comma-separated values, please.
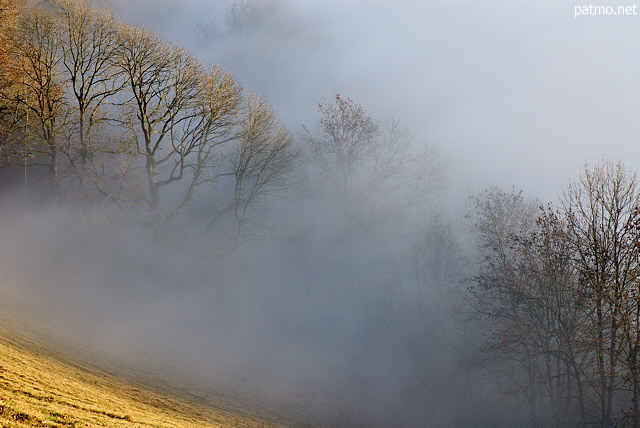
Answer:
[2, 1, 640, 427]
[109, 0, 640, 204]
[0, 191, 481, 427]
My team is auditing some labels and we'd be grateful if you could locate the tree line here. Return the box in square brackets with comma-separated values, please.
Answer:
[0, 0, 295, 243]
[0, 0, 444, 249]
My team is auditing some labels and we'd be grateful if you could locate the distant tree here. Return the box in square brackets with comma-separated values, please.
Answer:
[224, 0, 277, 34]
[405, 209, 466, 364]
[408, 210, 463, 304]
[195, 0, 317, 96]
[304, 94, 448, 237]
[197, 0, 279, 48]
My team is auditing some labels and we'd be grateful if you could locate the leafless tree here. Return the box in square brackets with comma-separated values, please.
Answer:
[467, 187, 585, 426]
[53, 0, 124, 189]
[209, 91, 301, 244]
[0, 0, 22, 153]
[468, 163, 640, 427]
[408, 210, 463, 305]
[304, 94, 448, 238]
[115, 23, 242, 239]
[560, 158, 640, 427]
[6, 4, 69, 194]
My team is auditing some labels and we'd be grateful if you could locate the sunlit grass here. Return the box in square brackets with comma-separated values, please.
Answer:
[0, 335, 290, 428]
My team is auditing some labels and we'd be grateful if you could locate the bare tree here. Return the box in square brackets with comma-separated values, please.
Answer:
[6, 4, 68, 194]
[53, 0, 123, 185]
[164, 64, 243, 227]
[468, 162, 640, 427]
[210, 91, 301, 244]
[623, 207, 640, 428]
[0, 0, 22, 153]
[560, 158, 640, 427]
[408, 210, 463, 304]
[304, 94, 448, 238]
[467, 187, 585, 426]
[521, 207, 589, 427]
[115, 23, 242, 239]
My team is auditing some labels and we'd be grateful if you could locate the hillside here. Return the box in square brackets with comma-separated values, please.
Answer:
[0, 331, 295, 428]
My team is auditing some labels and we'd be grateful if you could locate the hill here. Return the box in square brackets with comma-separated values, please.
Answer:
[0, 330, 296, 428]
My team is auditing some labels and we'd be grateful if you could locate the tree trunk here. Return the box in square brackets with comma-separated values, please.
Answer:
[146, 154, 162, 241]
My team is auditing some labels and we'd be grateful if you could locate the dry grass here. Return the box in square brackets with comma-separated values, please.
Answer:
[0, 334, 292, 428]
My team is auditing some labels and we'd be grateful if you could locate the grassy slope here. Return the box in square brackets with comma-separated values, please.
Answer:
[0, 334, 294, 428]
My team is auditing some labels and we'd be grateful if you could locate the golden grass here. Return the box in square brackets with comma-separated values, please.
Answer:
[0, 335, 292, 428]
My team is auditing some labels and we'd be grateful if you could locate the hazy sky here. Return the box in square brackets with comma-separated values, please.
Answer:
[109, 0, 640, 207]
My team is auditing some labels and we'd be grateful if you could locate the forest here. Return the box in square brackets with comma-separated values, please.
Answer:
[1, 1, 640, 427]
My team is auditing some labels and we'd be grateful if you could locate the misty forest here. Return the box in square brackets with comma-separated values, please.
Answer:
[1, 1, 639, 427]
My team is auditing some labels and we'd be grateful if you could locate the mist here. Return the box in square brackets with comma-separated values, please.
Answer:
[0, 188, 485, 427]
[106, 0, 640, 205]
[154, 0, 640, 205]
[1, 1, 640, 427]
